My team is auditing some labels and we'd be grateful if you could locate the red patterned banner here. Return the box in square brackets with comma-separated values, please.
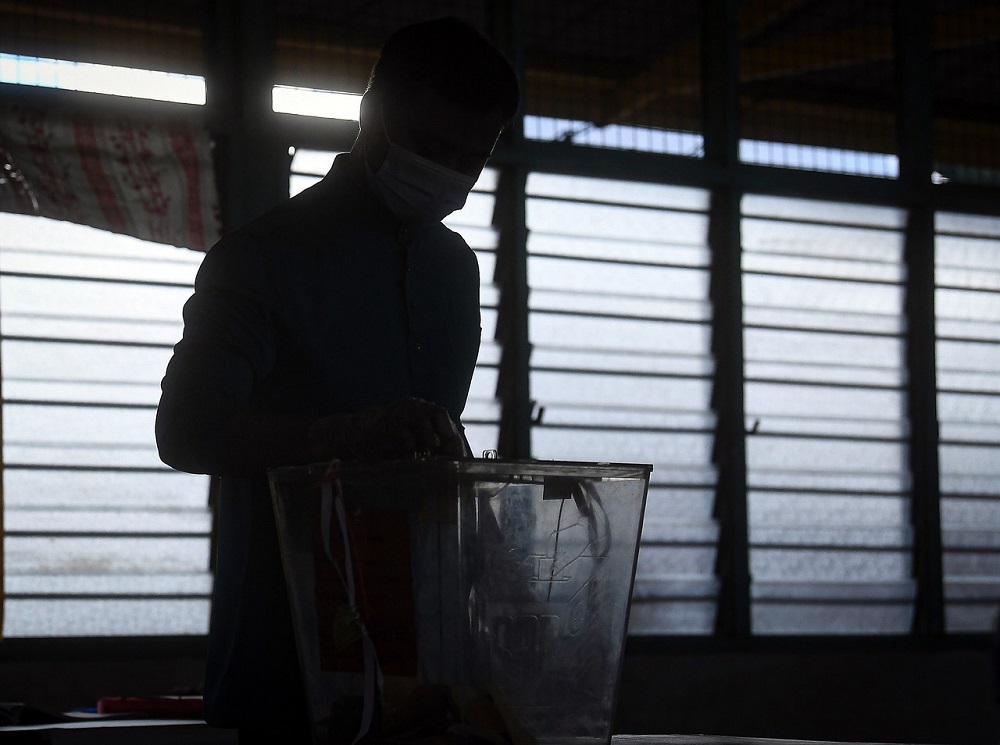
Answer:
[0, 105, 220, 252]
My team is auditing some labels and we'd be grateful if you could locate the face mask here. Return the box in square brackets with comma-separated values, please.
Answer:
[366, 116, 479, 225]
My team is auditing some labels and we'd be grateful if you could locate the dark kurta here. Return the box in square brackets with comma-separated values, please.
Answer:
[156, 153, 481, 728]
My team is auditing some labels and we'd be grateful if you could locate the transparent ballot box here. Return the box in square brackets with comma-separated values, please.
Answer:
[269, 458, 651, 745]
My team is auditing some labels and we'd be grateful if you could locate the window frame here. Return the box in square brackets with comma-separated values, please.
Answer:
[3, 0, 1000, 651]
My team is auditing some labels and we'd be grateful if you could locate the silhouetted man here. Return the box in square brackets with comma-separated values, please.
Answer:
[156, 17, 519, 742]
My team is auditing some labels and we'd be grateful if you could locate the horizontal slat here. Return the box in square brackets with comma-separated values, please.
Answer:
[530, 233, 709, 268]
[939, 472, 1000, 496]
[530, 313, 710, 353]
[4, 403, 162, 467]
[752, 581, 916, 601]
[750, 548, 911, 582]
[939, 443, 1000, 476]
[6, 573, 212, 596]
[637, 546, 717, 576]
[2, 599, 210, 637]
[5, 536, 210, 573]
[530, 288, 710, 322]
[0, 294, 186, 324]
[936, 287, 1000, 325]
[528, 172, 708, 211]
[534, 405, 713, 431]
[945, 606, 1000, 633]
[745, 360, 901, 387]
[752, 604, 913, 635]
[641, 487, 716, 525]
[751, 526, 913, 548]
[935, 212, 1000, 238]
[531, 255, 709, 299]
[631, 577, 719, 600]
[745, 327, 903, 367]
[639, 522, 719, 544]
[943, 579, 1000, 600]
[742, 193, 905, 231]
[742, 251, 902, 283]
[3, 468, 209, 509]
[937, 339, 1000, 373]
[533, 428, 711, 467]
[532, 370, 711, 411]
[533, 347, 713, 377]
[750, 493, 910, 527]
[5, 507, 211, 534]
[936, 374, 1000, 395]
[746, 381, 905, 419]
[745, 307, 902, 335]
[748, 470, 907, 492]
[463, 424, 500, 456]
[743, 416, 904, 439]
[627, 601, 716, 635]
[943, 552, 1000, 576]
[0, 212, 203, 276]
[747, 437, 907, 474]
[941, 528, 1000, 552]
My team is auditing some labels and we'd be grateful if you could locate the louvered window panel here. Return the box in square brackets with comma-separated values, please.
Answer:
[1, 214, 211, 636]
[525, 173, 717, 634]
[290, 150, 502, 452]
[935, 212, 1000, 632]
[742, 195, 914, 634]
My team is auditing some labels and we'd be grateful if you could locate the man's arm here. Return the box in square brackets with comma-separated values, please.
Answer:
[158, 387, 466, 477]
[156, 287, 464, 477]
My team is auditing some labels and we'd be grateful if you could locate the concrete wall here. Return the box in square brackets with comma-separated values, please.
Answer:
[1, 637, 997, 743]
[615, 638, 1000, 745]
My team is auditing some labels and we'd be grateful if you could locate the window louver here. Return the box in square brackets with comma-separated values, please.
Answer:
[1, 214, 210, 636]
[741, 195, 914, 634]
[935, 212, 1000, 633]
[525, 173, 718, 634]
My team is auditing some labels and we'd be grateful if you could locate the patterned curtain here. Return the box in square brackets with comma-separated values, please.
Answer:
[0, 105, 220, 252]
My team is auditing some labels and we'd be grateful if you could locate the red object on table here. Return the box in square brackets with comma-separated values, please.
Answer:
[96, 696, 204, 718]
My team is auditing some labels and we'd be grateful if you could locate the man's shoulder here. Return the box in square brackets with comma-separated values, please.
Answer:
[425, 223, 480, 273]
[204, 185, 369, 264]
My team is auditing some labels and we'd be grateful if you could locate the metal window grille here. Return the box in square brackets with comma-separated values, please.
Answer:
[1, 213, 211, 636]
[934, 211, 1000, 632]
[525, 172, 718, 633]
[742, 194, 914, 634]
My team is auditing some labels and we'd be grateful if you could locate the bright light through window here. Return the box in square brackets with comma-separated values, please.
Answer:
[0, 53, 205, 105]
[272, 85, 362, 120]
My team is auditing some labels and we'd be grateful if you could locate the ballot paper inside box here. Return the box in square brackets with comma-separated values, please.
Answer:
[269, 458, 651, 745]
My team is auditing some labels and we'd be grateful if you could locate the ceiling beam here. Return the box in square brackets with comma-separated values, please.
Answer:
[597, 5, 999, 128]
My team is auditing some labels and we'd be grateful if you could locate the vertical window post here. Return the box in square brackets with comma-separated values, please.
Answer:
[896, 0, 944, 637]
[489, 0, 533, 459]
[703, 0, 751, 636]
[205, 0, 290, 234]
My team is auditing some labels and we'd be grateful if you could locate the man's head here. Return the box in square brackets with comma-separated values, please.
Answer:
[366, 17, 520, 130]
[356, 17, 520, 224]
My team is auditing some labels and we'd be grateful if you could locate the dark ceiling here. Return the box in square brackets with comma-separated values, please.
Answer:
[1, 0, 997, 170]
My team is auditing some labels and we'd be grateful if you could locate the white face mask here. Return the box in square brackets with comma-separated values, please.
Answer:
[366, 116, 479, 225]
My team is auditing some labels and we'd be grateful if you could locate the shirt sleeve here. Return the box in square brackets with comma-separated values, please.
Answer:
[155, 239, 277, 475]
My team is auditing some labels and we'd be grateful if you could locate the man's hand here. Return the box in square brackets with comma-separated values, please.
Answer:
[309, 398, 466, 461]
